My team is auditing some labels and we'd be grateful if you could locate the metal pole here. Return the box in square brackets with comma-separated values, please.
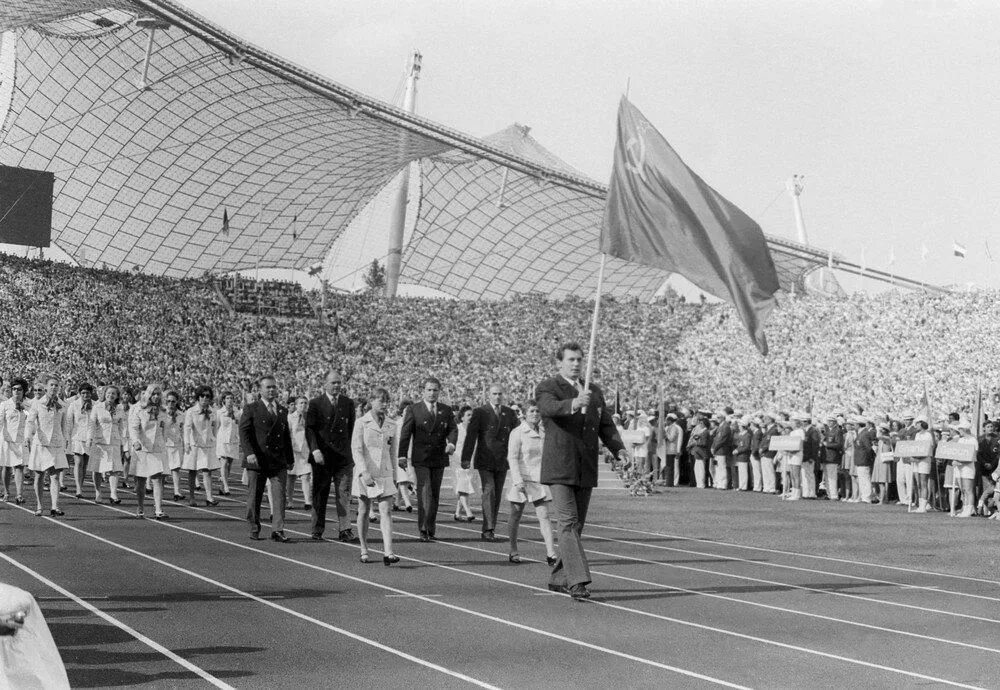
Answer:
[582, 253, 607, 412]
[385, 51, 421, 298]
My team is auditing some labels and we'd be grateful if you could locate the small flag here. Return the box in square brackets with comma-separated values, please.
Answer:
[921, 381, 932, 422]
[222, 208, 230, 236]
[292, 215, 297, 241]
[920, 243, 929, 263]
[953, 241, 966, 258]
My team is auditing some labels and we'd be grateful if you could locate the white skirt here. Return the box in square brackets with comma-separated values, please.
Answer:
[93, 444, 123, 475]
[453, 467, 475, 495]
[352, 475, 395, 500]
[69, 440, 92, 456]
[132, 450, 168, 478]
[291, 452, 311, 476]
[394, 460, 416, 485]
[182, 446, 219, 472]
[28, 444, 67, 472]
[508, 480, 552, 504]
[216, 441, 239, 459]
[166, 446, 183, 471]
[0, 439, 27, 468]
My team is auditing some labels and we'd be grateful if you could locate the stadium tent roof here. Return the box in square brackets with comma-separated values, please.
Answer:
[2, 0, 833, 298]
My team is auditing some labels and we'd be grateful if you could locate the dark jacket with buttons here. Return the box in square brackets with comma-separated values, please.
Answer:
[305, 393, 355, 471]
[398, 401, 458, 469]
[460, 404, 518, 472]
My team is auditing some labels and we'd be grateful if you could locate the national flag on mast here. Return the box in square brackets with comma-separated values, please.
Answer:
[953, 241, 967, 258]
[601, 97, 780, 355]
[221, 208, 230, 236]
[292, 215, 297, 241]
[973, 381, 983, 438]
[921, 381, 932, 423]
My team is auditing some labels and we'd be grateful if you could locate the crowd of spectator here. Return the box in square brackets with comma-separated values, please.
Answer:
[2, 252, 998, 423]
[219, 276, 315, 318]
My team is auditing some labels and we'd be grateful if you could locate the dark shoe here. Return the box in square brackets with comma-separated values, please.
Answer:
[172, 494, 184, 501]
[189, 500, 197, 507]
[270, 531, 291, 543]
[569, 584, 591, 600]
[405, 505, 413, 513]
[546, 556, 558, 566]
[338, 530, 358, 543]
[465, 516, 476, 522]
[547, 583, 569, 594]
[453, 514, 463, 521]
[136, 510, 145, 519]
[427, 533, 436, 541]
[509, 554, 521, 564]
[303, 504, 311, 510]
[50, 508, 65, 517]
[220, 491, 232, 497]
[419, 531, 431, 542]
[111, 498, 122, 505]
[310, 533, 323, 541]
[480, 531, 497, 542]
[250, 532, 262, 541]
[74, 493, 83, 499]
[154, 512, 168, 520]
[14, 496, 24, 505]
[205, 499, 219, 507]
[383, 554, 400, 566]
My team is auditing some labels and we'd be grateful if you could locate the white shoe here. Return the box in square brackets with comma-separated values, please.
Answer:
[956, 508, 974, 518]
[911, 505, 928, 513]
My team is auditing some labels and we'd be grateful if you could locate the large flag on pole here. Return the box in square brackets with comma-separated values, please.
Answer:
[601, 97, 780, 355]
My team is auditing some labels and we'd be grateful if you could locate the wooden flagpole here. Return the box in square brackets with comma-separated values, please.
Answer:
[582, 253, 607, 412]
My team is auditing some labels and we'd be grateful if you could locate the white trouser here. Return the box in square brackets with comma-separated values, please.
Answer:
[713, 455, 729, 489]
[736, 461, 749, 490]
[822, 462, 839, 500]
[896, 462, 913, 505]
[694, 458, 707, 488]
[800, 460, 816, 498]
[760, 455, 777, 492]
[750, 456, 762, 491]
[856, 466, 873, 503]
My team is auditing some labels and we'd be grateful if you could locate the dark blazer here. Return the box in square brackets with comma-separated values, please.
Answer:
[460, 404, 518, 471]
[398, 401, 458, 469]
[821, 424, 844, 464]
[238, 399, 294, 478]
[305, 393, 355, 470]
[760, 423, 780, 459]
[804, 425, 823, 463]
[711, 420, 734, 456]
[535, 376, 624, 488]
[854, 426, 876, 467]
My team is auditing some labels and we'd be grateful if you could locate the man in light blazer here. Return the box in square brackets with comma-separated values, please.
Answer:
[239, 375, 294, 542]
[536, 342, 628, 601]
[398, 376, 458, 542]
[305, 369, 356, 542]
[461, 384, 518, 542]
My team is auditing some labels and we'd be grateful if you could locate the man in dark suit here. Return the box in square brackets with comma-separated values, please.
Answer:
[461, 384, 518, 542]
[239, 375, 294, 542]
[537, 342, 628, 601]
[305, 370, 356, 542]
[398, 376, 458, 542]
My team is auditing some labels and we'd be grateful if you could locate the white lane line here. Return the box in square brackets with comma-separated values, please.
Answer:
[385, 594, 442, 598]
[397, 517, 1000, 653]
[0, 551, 235, 690]
[21, 501, 749, 690]
[7, 505, 499, 690]
[571, 519, 1000, 587]
[143, 496, 985, 688]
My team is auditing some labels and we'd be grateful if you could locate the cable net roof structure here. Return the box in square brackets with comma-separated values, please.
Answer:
[2, 0, 836, 298]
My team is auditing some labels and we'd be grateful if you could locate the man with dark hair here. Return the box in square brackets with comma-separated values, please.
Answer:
[536, 341, 628, 601]
[239, 375, 294, 542]
[306, 369, 356, 542]
[461, 384, 518, 542]
[398, 376, 458, 542]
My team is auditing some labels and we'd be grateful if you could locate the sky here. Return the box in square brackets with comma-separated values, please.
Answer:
[176, 0, 1000, 293]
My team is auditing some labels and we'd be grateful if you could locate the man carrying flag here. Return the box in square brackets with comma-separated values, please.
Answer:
[601, 97, 780, 355]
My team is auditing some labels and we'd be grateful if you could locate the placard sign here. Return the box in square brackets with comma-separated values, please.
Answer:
[621, 430, 647, 446]
[935, 442, 976, 463]
[768, 435, 802, 451]
[894, 440, 933, 458]
[878, 451, 896, 463]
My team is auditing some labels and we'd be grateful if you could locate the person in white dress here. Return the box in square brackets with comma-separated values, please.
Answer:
[163, 390, 186, 502]
[25, 375, 70, 517]
[128, 384, 170, 519]
[214, 392, 240, 497]
[782, 414, 808, 501]
[351, 388, 400, 565]
[506, 402, 557, 565]
[286, 396, 313, 511]
[0, 378, 30, 505]
[392, 400, 416, 513]
[120, 389, 136, 487]
[66, 383, 95, 499]
[88, 385, 126, 504]
[451, 406, 476, 522]
[183, 384, 220, 507]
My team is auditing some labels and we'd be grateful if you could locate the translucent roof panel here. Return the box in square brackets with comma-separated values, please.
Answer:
[3, 1, 832, 295]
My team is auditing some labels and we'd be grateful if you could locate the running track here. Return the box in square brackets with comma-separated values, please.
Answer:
[2, 464, 998, 688]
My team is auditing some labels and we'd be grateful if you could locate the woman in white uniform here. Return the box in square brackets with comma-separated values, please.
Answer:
[286, 396, 312, 510]
[163, 390, 186, 502]
[351, 388, 400, 565]
[506, 402, 557, 565]
[26, 375, 69, 517]
[66, 383, 95, 499]
[183, 385, 220, 507]
[450, 406, 476, 522]
[392, 399, 416, 512]
[214, 392, 240, 497]
[88, 385, 126, 504]
[0, 378, 30, 505]
[128, 384, 169, 519]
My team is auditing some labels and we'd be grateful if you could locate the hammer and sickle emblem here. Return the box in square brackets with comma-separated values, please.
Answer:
[624, 133, 648, 183]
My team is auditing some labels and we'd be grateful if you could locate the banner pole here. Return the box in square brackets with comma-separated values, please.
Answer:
[583, 253, 607, 408]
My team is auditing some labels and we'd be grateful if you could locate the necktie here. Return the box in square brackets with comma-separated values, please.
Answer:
[494, 405, 500, 418]
[268, 402, 276, 416]
[430, 403, 436, 417]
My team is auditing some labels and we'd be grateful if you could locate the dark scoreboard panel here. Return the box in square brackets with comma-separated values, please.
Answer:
[0, 165, 54, 247]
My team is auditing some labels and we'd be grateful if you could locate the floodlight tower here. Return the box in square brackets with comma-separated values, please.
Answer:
[385, 50, 422, 298]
